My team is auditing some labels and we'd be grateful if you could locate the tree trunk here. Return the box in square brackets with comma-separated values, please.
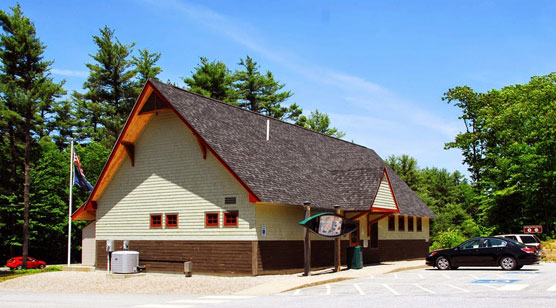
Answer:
[22, 110, 31, 270]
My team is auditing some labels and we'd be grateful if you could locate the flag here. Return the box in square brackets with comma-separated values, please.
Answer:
[73, 152, 93, 191]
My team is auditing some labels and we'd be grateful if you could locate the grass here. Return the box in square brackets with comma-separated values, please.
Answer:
[541, 239, 556, 262]
[0, 266, 62, 283]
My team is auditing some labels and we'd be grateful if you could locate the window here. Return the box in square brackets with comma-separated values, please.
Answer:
[398, 215, 405, 231]
[150, 214, 162, 228]
[520, 235, 539, 244]
[408, 216, 414, 232]
[460, 239, 479, 249]
[205, 212, 219, 227]
[490, 238, 507, 248]
[416, 217, 422, 232]
[388, 215, 395, 231]
[166, 213, 178, 228]
[224, 211, 238, 227]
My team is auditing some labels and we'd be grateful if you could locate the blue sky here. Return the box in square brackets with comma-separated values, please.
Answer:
[4, 1, 556, 176]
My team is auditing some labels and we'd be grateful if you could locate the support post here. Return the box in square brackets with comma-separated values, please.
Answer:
[67, 138, 74, 266]
[334, 204, 341, 272]
[303, 201, 311, 276]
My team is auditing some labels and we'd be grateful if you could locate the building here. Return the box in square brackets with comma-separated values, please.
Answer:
[72, 79, 436, 275]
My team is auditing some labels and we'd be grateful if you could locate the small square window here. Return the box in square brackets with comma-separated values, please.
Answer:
[205, 212, 219, 227]
[416, 217, 422, 232]
[388, 215, 395, 231]
[398, 216, 405, 231]
[150, 214, 162, 228]
[224, 211, 238, 227]
[408, 216, 414, 232]
[166, 213, 178, 228]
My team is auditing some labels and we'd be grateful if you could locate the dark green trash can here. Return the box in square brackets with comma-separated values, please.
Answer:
[347, 246, 363, 269]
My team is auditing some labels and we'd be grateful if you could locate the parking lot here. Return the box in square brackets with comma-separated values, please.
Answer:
[283, 262, 556, 297]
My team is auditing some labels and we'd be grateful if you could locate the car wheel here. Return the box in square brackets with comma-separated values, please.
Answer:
[16, 265, 22, 270]
[38, 264, 45, 269]
[435, 256, 451, 270]
[500, 256, 517, 270]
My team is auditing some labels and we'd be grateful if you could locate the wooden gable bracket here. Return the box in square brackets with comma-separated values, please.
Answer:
[91, 201, 98, 210]
[368, 212, 392, 225]
[195, 135, 207, 160]
[121, 141, 135, 167]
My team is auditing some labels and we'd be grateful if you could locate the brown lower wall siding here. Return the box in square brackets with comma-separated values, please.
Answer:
[96, 239, 429, 275]
[96, 240, 253, 275]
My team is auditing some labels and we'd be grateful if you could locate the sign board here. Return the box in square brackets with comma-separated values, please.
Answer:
[523, 225, 543, 233]
[261, 224, 267, 237]
[299, 213, 357, 238]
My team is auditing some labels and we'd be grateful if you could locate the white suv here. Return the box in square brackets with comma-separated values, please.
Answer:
[495, 234, 542, 252]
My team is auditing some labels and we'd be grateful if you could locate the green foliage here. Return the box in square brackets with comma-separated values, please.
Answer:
[74, 26, 136, 148]
[184, 57, 238, 103]
[430, 229, 467, 250]
[296, 109, 345, 138]
[131, 48, 162, 87]
[385, 155, 420, 190]
[445, 73, 556, 236]
[0, 265, 62, 283]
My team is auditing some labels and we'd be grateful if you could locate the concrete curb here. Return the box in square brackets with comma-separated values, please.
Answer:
[235, 260, 427, 295]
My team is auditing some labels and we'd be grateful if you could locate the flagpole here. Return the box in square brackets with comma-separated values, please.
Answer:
[68, 138, 74, 266]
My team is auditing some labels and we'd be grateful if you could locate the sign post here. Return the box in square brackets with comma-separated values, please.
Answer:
[303, 201, 311, 276]
[523, 225, 543, 233]
[334, 205, 341, 272]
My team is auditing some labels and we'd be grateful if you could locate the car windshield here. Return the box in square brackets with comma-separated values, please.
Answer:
[521, 236, 539, 244]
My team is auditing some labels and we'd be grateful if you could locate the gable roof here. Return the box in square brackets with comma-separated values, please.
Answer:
[73, 79, 436, 220]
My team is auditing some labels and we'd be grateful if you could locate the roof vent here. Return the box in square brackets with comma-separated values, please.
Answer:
[224, 197, 237, 205]
[266, 119, 270, 141]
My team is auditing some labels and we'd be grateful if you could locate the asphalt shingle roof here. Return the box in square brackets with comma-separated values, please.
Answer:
[150, 79, 436, 218]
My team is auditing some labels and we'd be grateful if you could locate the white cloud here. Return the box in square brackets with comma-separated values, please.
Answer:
[51, 68, 88, 78]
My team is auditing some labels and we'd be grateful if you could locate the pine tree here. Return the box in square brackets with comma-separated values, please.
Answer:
[0, 4, 65, 268]
[296, 109, 345, 138]
[234, 56, 302, 121]
[75, 26, 136, 147]
[183, 57, 237, 103]
[131, 48, 162, 92]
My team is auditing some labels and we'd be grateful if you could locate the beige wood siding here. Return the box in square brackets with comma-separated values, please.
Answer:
[372, 175, 397, 210]
[377, 215, 429, 240]
[96, 111, 256, 241]
[81, 221, 96, 266]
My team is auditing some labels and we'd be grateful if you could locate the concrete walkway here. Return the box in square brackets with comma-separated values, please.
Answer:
[236, 259, 427, 295]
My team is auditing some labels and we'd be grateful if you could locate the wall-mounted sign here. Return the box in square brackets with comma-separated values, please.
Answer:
[299, 213, 357, 238]
[261, 224, 267, 237]
[523, 225, 542, 233]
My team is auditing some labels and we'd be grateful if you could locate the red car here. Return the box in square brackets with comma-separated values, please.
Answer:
[6, 256, 46, 270]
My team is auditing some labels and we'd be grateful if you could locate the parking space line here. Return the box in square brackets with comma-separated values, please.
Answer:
[353, 283, 365, 295]
[478, 284, 497, 289]
[325, 284, 331, 295]
[293, 289, 301, 295]
[441, 273, 450, 279]
[418, 273, 424, 279]
[382, 284, 400, 295]
[498, 284, 528, 291]
[446, 284, 469, 292]
[414, 284, 436, 294]
[547, 285, 556, 292]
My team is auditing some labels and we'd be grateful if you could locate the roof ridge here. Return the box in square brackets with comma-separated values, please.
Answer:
[148, 78, 375, 152]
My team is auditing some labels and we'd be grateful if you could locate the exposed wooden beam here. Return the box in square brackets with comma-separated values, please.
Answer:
[138, 108, 170, 115]
[91, 201, 98, 210]
[369, 212, 392, 225]
[195, 135, 207, 160]
[121, 141, 135, 167]
[347, 211, 369, 220]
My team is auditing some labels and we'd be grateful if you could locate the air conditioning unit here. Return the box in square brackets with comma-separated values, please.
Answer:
[111, 251, 139, 274]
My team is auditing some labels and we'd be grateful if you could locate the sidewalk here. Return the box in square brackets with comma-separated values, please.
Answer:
[236, 259, 426, 295]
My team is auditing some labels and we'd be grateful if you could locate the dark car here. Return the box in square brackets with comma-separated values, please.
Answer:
[426, 237, 540, 270]
[6, 256, 46, 270]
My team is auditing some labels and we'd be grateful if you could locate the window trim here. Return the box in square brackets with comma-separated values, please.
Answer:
[165, 213, 179, 228]
[223, 211, 239, 227]
[205, 212, 219, 227]
[150, 214, 162, 228]
[398, 215, 405, 232]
